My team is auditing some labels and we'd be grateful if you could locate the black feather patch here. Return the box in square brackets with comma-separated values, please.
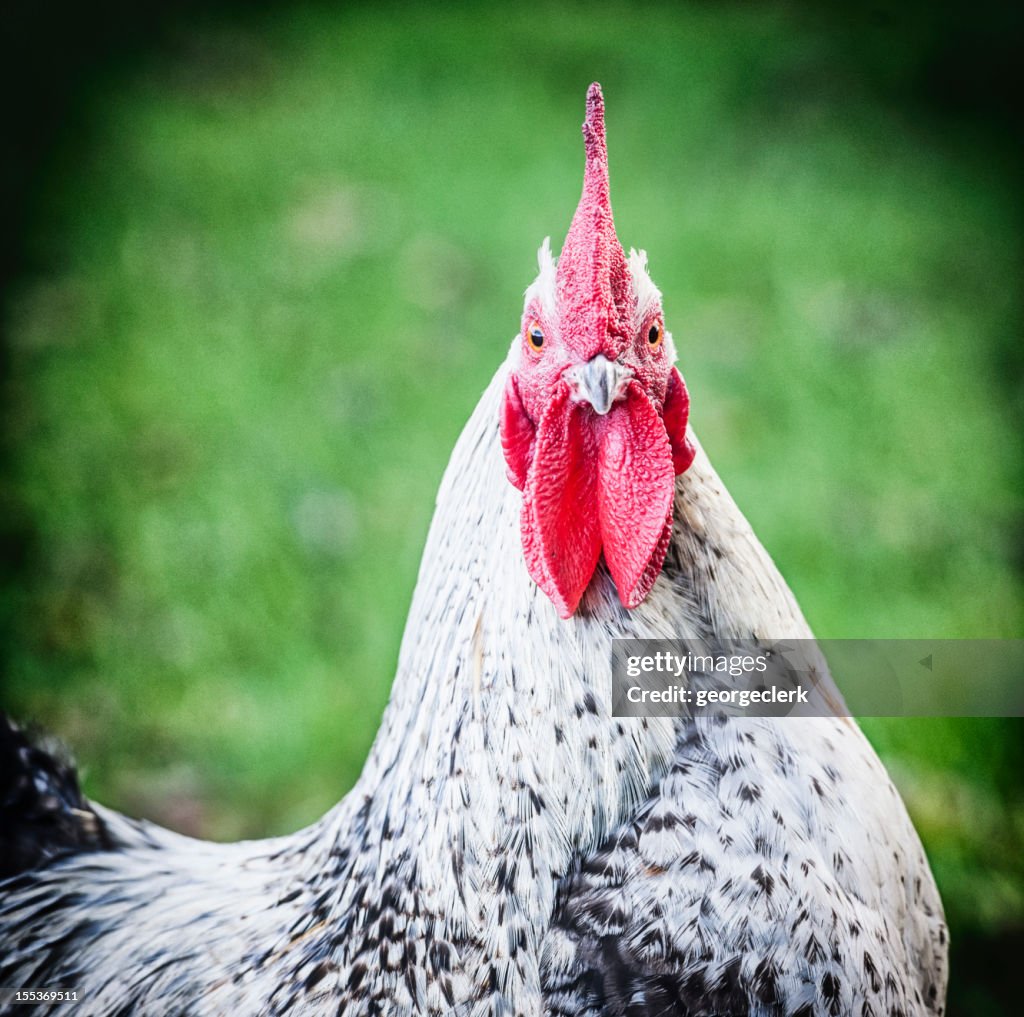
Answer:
[0, 713, 112, 878]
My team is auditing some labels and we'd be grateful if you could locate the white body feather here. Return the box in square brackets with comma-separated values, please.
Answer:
[0, 347, 947, 1016]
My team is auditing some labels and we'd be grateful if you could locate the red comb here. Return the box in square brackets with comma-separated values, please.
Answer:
[555, 83, 633, 361]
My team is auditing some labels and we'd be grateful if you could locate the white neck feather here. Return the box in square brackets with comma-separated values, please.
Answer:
[309, 350, 816, 1010]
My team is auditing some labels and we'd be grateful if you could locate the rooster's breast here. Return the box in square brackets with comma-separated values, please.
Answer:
[541, 713, 947, 1017]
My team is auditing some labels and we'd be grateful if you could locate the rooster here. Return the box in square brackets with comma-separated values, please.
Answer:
[0, 84, 946, 1017]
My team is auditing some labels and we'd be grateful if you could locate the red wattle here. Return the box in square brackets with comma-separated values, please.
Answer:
[521, 387, 602, 618]
[499, 374, 535, 491]
[598, 385, 677, 608]
[516, 380, 683, 616]
[663, 366, 696, 475]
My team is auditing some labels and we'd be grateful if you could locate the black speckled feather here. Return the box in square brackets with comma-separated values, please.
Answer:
[0, 716, 112, 879]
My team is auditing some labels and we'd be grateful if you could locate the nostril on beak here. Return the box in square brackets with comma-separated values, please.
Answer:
[566, 355, 633, 415]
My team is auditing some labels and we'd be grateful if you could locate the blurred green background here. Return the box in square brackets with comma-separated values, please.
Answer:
[0, 2, 1020, 1014]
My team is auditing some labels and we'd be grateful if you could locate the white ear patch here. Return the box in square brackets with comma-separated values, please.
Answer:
[629, 248, 662, 328]
[523, 237, 557, 317]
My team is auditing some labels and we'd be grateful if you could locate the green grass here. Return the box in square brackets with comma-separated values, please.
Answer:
[2, 3, 1021, 1013]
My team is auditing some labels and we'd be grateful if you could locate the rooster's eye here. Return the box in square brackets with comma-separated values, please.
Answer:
[528, 323, 545, 351]
[647, 322, 664, 349]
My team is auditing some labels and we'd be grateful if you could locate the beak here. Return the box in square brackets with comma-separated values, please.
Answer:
[566, 355, 633, 415]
